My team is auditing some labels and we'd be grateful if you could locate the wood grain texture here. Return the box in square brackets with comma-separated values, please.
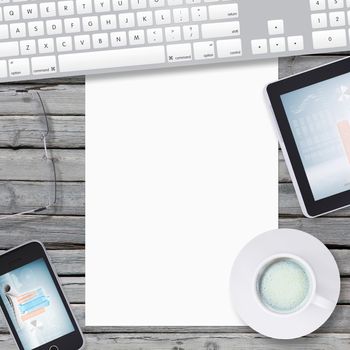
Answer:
[0, 181, 84, 215]
[1, 333, 350, 350]
[0, 115, 85, 148]
[0, 85, 84, 116]
[0, 149, 84, 181]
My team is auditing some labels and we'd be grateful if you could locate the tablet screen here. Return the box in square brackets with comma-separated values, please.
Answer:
[281, 72, 350, 201]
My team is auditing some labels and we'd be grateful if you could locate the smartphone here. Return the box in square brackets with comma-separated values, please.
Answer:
[0, 241, 84, 350]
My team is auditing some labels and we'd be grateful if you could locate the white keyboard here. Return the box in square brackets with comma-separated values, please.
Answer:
[0, 0, 350, 82]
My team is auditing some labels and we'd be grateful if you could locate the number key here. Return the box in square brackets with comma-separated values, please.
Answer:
[328, 0, 344, 9]
[310, 0, 326, 11]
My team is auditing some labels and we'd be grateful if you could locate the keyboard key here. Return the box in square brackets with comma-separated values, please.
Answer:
[32, 55, 57, 75]
[64, 18, 81, 33]
[10, 22, 26, 38]
[131, 0, 147, 9]
[208, 3, 239, 20]
[22, 3, 38, 19]
[129, 29, 145, 44]
[58, 1, 75, 16]
[312, 28, 347, 48]
[0, 61, 8, 78]
[167, 43, 192, 62]
[183, 24, 199, 40]
[147, 28, 163, 43]
[251, 39, 268, 54]
[82, 16, 100, 31]
[217, 38, 242, 57]
[59, 46, 165, 72]
[20, 39, 37, 55]
[100, 14, 117, 30]
[3, 6, 20, 21]
[119, 12, 135, 28]
[110, 31, 127, 47]
[168, 0, 183, 5]
[287, 35, 304, 51]
[92, 33, 109, 48]
[74, 34, 91, 50]
[56, 36, 73, 52]
[193, 41, 215, 59]
[165, 26, 181, 41]
[28, 21, 45, 37]
[0, 41, 19, 58]
[149, 0, 165, 8]
[94, 0, 111, 12]
[311, 13, 328, 28]
[0, 24, 9, 40]
[76, 0, 93, 14]
[137, 11, 153, 26]
[155, 9, 171, 25]
[328, 0, 344, 9]
[201, 21, 240, 39]
[39, 2, 57, 18]
[191, 6, 208, 21]
[46, 19, 63, 35]
[173, 8, 190, 23]
[329, 11, 346, 26]
[309, 0, 326, 11]
[38, 38, 55, 53]
[268, 19, 284, 35]
[8, 58, 30, 77]
[112, 0, 129, 11]
[269, 37, 286, 53]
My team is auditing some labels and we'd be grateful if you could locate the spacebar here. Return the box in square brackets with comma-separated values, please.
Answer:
[59, 46, 166, 73]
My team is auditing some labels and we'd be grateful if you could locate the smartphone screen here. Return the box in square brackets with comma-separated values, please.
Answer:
[0, 257, 75, 350]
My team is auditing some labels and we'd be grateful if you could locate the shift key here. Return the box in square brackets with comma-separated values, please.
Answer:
[0, 42, 19, 58]
[202, 21, 240, 39]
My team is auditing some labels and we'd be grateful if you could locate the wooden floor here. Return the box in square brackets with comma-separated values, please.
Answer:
[0, 55, 349, 349]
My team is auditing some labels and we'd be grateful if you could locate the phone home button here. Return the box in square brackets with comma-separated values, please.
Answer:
[49, 346, 59, 350]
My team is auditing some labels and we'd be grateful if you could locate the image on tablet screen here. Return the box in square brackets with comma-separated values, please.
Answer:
[281, 72, 350, 201]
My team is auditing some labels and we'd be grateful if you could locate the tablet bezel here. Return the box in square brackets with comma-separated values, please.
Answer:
[266, 57, 350, 217]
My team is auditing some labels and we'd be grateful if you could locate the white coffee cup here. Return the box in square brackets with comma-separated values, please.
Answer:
[253, 253, 333, 316]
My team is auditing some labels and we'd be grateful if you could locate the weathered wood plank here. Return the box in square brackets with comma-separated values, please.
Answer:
[0, 85, 84, 115]
[0, 115, 85, 148]
[279, 183, 350, 217]
[0, 149, 84, 181]
[279, 55, 348, 78]
[279, 218, 350, 245]
[0, 216, 84, 249]
[0, 181, 84, 216]
[0, 250, 84, 275]
[60, 277, 86, 303]
[1, 333, 350, 349]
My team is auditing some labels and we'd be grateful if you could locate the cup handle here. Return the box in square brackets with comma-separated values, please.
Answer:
[312, 294, 334, 310]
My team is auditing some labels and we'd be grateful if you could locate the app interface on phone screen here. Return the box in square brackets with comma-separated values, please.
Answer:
[0, 258, 74, 350]
[281, 72, 350, 201]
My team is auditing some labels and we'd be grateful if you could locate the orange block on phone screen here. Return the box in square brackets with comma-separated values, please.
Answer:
[338, 120, 350, 164]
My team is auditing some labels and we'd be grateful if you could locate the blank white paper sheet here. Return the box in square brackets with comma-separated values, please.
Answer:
[86, 61, 278, 326]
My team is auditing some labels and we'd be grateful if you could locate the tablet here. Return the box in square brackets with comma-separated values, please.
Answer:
[266, 57, 350, 218]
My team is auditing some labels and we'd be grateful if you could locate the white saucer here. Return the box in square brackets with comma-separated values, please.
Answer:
[230, 229, 340, 339]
